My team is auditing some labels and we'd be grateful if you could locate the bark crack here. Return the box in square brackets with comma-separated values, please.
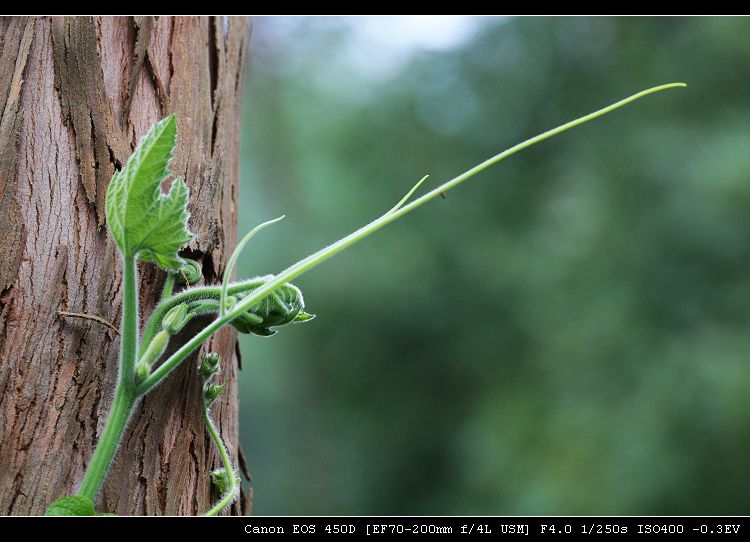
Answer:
[122, 16, 152, 125]
[0, 17, 34, 292]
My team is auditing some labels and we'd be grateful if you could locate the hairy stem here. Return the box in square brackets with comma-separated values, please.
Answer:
[120, 256, 139, 387]
[161, 271, 176, 301]
[139, 279, 267, 358]
[202, 411, 237, 516]
[77, 386, 135, 500]
[77, 255, 140, 498]
[136, 83, 685, 395]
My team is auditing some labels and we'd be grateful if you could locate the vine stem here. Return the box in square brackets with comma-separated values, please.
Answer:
[119, 256, 139, 384]
[220, 215, 285, 318]
[76, 386, 135, 500]
[202, 411, 237, 516]
[136, 82, 685, 396]
[78, 256, 140, 499]
[161, 271, 177, 301]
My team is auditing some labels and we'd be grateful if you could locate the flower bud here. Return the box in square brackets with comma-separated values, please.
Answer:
[163, 303, 190, 335]
[199, 353, 221, 379]
[203, 381, 226, 406]
[137, 330, 170, 374]
[135, 361, 151, 384]
[224, 295, 237, 312]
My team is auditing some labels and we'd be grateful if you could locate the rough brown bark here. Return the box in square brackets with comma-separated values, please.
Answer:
[0, 16, 252, 515]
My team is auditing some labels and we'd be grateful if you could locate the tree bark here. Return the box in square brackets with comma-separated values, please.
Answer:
[0, 16, 251, 515]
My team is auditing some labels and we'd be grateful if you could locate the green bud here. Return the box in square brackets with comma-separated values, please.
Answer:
[162, 303, 190, 335]
[224, 295, 237, 312]
[135, 361, 151, 384]
[228, 279, 313, 337]
[210, 468, 239, 495]
[137, 330, 170, 375]
[199, 353, 221, 379]
[203, 381, 226, 406]
[263, 286, 304, 326]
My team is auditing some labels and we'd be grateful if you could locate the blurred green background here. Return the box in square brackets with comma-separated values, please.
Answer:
[235, 16, 750, 515]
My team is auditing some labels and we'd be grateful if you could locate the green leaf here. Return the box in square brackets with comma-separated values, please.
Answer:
[105, 115, 194, 270]
[45, 496, 96, 516]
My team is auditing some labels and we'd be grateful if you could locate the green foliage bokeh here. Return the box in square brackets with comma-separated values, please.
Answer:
[235, 17, 750, 514]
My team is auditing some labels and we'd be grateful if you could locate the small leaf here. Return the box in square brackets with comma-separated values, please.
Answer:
[45, 496, 96, 516]
[294, 311, 316, 323]
[105, 115, 194, 270]
[211, 468, 240, 495]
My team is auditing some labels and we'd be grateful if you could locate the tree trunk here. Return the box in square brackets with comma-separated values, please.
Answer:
[0, 16, 251, 515]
